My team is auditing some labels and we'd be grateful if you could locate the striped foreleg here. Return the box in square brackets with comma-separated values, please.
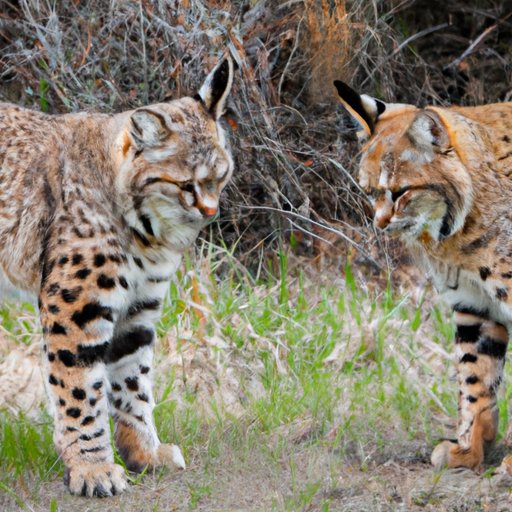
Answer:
[432, 310, 507, 469]
[40, 295, 127, 496]
[106, 322, 185, 473]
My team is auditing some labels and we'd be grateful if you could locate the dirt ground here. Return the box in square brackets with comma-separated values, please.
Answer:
[3, 438, 512, 512]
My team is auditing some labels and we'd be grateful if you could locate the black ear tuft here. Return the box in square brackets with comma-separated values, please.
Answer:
[208, 59, 230, 108]
[334, 80, 377, 135]
[198, 56, 235, 120]
[376, 99, 386, 115]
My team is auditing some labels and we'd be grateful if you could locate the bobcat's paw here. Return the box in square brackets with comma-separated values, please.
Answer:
[154, 443, 186, 470]
[65, 462, 127, 497]
[431, 440, 482, 470]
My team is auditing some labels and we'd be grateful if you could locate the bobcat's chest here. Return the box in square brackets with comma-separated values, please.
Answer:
[116, 247, 183, 322]
[428, 260, 512, 329]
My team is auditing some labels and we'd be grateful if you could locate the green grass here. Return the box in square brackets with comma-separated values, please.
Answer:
[0, 244, 498, 510]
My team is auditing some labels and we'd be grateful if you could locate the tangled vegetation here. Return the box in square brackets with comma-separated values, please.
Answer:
[2, 0, 510, 273]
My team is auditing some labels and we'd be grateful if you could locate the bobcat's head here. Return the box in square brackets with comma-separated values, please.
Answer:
[115, 56, 235, 246]
[334, 81, 477, 246]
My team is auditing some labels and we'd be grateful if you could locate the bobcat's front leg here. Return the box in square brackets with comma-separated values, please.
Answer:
[40, 246, 128, 497]
[106, 289, 185, 473]
[432, 309, 507, 470]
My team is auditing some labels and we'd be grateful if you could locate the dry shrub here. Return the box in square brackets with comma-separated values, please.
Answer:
[304, 0, 351, 101]
[0, 0, 511, 279]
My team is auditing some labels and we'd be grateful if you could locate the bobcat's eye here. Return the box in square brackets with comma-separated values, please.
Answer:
[391, 188, 409, 203]
[204, 180, 216, 193]
[182, 182, 195, 194]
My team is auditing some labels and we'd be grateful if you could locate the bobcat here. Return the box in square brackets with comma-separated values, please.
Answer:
[335, 80, 512, 472]
[0, 56, 234, 497]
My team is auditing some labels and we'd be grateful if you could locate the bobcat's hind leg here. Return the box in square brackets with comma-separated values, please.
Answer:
[432, 310, 506, 470]
[40, 237, 129, 497]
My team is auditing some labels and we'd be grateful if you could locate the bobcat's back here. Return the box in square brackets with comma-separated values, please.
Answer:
[332, 91, 512, 321]
[0, 104, 115, 290]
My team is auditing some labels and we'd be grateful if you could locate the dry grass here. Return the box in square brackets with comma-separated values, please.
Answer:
[2, 0, 510, 272]
[305, 0, 351, 101]
[1, 245, 512, 510]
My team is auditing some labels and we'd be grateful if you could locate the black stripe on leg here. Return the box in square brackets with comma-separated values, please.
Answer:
[94, 254, 106, 267]
[125, 376, 139, 391]
[71, 302, 113, 328]
[51, 322, 67, 335]
[460, 353, 478, 363]
[58, 350, 76, 367]
[80, 446, 106, 454]
[81, 416, 95, 426]
[97, 274, 116, 289]
[66, 407, 81, 418]
[77, 341, 109, 365]
[127, 299, 161, 317]
[55, 343, 110, 368]
[147, 275, 170, 283]
[477, 336, 508, 359]
[106, 327, 154, 364]
[61, 286, 83, 303]
[452, 303, 489, 319]
[79, 428, 105, 441]
[455, 324, 481, 343]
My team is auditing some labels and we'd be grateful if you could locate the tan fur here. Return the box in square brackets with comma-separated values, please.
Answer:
[335, 81, 512, 471]
[114, 419, 153, 472]
[0, 57, 234, 497]
[432, 406, 496, 470]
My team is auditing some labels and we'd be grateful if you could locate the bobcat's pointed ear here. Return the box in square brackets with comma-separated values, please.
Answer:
[407, 110, 450, 152]
[197, 56, 234, 120]
[130, 108, 170, 149]
[333, 81, 386, 137]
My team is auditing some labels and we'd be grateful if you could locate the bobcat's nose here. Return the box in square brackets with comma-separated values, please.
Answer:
[195, 197, 218, 218]
[199, 205, 217, 218]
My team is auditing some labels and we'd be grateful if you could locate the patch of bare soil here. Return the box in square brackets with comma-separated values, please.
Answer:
[3, 437, 512, 511]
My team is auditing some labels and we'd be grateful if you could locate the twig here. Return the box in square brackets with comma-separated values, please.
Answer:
[240, 204, 380, 268]
[277, 0, 304, 10]
[138, 0, 148, 104]
[392, 23, 450, 58]
[362, 23, 450, 87]
[444, 24, 496, 70]
[277, 18, 302, 103]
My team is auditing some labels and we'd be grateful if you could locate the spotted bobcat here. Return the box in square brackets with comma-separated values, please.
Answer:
[0, 56, 234, 497]
[335, 81, 512, 471]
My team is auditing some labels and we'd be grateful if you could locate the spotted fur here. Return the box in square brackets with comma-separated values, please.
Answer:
[335, 80, 512, 471]
[1, 56, 234, 497]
